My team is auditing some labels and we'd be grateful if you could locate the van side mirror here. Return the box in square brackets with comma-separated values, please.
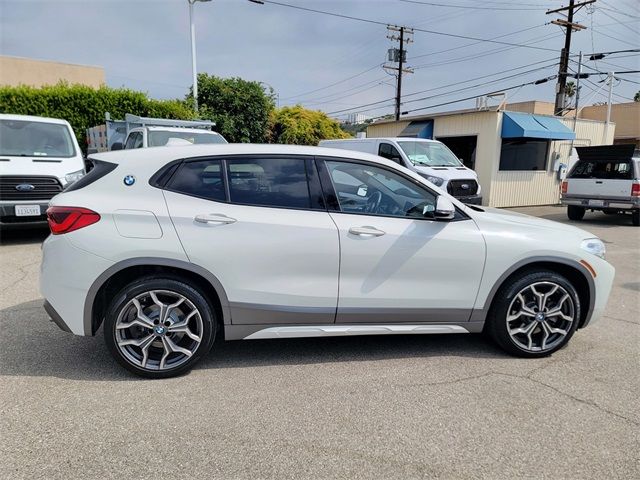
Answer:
[111, 142, 123, 151]
[434, 196, 456, 220]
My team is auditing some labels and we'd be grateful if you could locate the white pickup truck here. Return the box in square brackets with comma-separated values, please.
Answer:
[561, 144, 640, 226]
[87, 113, 226, 153]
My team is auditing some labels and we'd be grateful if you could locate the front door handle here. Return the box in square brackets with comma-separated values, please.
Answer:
[194, 213, 237, 225]
[349, 226, 385, 237]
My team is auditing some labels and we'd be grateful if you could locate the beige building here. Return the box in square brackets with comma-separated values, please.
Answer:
[580, 102, 639, 147]
[0, 55, 105, 89]
[367, 101, 615, 208]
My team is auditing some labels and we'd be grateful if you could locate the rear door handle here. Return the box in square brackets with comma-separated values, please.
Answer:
[595, 181, 603, 184]
[349, 226, 385, 237]
[194, 213, 237, 225]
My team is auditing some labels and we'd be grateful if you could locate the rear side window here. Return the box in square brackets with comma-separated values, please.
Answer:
[227, 157, 311, 209]
[569, 160, 633, 180]
[166, 159, 226, 202]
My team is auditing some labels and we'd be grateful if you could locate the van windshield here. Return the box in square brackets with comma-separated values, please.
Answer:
[397, 141, 462, 167]
[148, 130, 227, 147]
[0, 119, 75, 157]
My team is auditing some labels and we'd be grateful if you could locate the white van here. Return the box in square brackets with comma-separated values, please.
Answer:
[0, 114, 85, 226]
[318, 137, 482, 204]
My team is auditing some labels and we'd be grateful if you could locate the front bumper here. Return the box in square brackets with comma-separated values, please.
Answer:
[0, 202, 50, 226]
[458, 195, 483, 205]
[561, 196, 639, 211]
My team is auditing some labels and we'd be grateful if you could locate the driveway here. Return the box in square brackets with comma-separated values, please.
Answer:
[1, 206, 638, 479]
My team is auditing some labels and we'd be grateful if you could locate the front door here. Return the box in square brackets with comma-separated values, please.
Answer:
[163, 155, 340, 325]
[319, 158, 485, 324]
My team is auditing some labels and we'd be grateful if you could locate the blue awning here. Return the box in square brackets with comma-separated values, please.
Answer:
[501, 112, 576, 140]
[399, 120, 433, 139]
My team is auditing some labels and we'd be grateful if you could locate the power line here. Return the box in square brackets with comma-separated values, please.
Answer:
[280, 64, 382, 101]
[399, 0, 543, 11]
[259, 0, 560, 52]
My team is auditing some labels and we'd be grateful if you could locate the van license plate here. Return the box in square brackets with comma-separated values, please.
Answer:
[588, 200, 604, 207]
[15, 205, 41, 217]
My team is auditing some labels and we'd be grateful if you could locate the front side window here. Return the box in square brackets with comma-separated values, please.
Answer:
[499, 139, 549, 171]
[325, 160, 436, 218]
[227, 157, 311, 209]
[397, 141, 462, 167]
[0, 119, 75, 158]
[378, 143, 403, 164]
[148, 131, 227, 147]
[166, 159, 225, 202]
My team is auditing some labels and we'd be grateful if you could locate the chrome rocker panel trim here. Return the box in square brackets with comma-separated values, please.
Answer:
[243, 324, 470, 340]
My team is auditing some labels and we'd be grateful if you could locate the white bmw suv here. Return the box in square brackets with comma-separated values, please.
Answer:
[40, 144, 615, 378]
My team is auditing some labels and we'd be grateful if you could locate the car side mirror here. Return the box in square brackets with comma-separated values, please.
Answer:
[111, 142, 123, 151]
[434, 196, 456, 220]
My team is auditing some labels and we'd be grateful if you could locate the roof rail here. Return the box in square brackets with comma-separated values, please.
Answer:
[123, 113, 215, 129]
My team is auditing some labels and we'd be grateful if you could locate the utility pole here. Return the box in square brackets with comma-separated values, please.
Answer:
[547, 0, 595, 116]
[384, 25, 413, 121]
[605, 71, 614, 142]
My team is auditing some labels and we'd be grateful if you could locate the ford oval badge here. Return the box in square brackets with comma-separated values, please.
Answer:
[123, 175, 136, 186]
[15, 183, 36, 192]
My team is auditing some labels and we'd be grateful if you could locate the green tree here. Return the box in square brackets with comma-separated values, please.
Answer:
[564, 81, 576, 99]
[270, 105, 351, 145]
[0, 82, 195, 151]
[189, 74, 274, 143]
[634, 90, 640, 102]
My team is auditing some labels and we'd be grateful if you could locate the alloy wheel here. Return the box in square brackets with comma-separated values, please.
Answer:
[506, 281, 575, 352]
[115, 290, 204, 371]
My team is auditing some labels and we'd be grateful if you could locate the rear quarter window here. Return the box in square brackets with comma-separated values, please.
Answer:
[166, 159, 226, 202]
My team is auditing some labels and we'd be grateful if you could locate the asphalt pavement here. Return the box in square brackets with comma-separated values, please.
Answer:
[1, 206, 638, 479]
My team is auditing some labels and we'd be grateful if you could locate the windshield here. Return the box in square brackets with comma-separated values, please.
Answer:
[148, 130, 227, 147]
[0, 119, 75, 157]
[397, 141, 462, 167]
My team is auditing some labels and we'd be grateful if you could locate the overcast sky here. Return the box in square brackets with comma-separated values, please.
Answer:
[1, 0, 638, 120]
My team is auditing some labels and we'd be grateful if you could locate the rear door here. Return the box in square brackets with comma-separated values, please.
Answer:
[568, 145, 636, 199]
[163, 155, 340, 325]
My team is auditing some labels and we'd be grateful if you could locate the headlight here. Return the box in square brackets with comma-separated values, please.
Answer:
[580, 238, 606, 259]
[421, 174, 444, 187]
[64, 169, 85, 185]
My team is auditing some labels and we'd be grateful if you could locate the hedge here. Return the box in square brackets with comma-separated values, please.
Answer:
[0, 83, 196, 151]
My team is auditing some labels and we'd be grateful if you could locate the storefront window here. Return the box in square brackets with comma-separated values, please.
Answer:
[499, 139, 549, 171]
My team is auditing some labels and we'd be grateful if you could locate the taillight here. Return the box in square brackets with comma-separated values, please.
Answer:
[46, 206, 100, 235]
[632, 182, 640, 197]
[561, 181, 568, 194]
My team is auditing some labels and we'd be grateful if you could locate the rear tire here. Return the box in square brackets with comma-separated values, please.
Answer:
[485, 270, 581, 358]
[632, 210, 640, 227]
[104, 276, 216, 378]
[567, 205, 585, 221]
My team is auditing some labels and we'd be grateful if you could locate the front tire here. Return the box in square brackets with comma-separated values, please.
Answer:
[104, 276, 216, 378]
[486, 270, 581, 358]
[567, 205, 585, 221]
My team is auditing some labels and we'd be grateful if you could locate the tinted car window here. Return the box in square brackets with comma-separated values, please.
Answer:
[124, 132, 138, 150]
[326, 160, 436, 219]
[227, 157, 311, 209]
[569, 160, 633, 180]
[166, 159, 226, 202]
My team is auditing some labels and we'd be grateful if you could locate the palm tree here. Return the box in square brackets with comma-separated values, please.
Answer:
[564, 81, 576, 99]
[634, 90, 640, 102]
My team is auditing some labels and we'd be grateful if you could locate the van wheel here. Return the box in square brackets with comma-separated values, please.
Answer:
[567, 205, 585, 221]
[486, 270, 581, 358]
[632, 210, 639, 226]
[104, 276, 216, 378]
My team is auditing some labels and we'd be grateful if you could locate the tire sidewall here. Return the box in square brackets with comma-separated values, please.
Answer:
[104, 277, 216, 378]
[487, 270, 581, 358]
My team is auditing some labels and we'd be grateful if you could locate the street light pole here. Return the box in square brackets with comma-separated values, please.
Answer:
[188, 0, 211, 114]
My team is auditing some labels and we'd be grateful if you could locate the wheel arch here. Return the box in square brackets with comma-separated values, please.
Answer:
[474, 257, 595, 329]
[84, 258, 231, 336]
